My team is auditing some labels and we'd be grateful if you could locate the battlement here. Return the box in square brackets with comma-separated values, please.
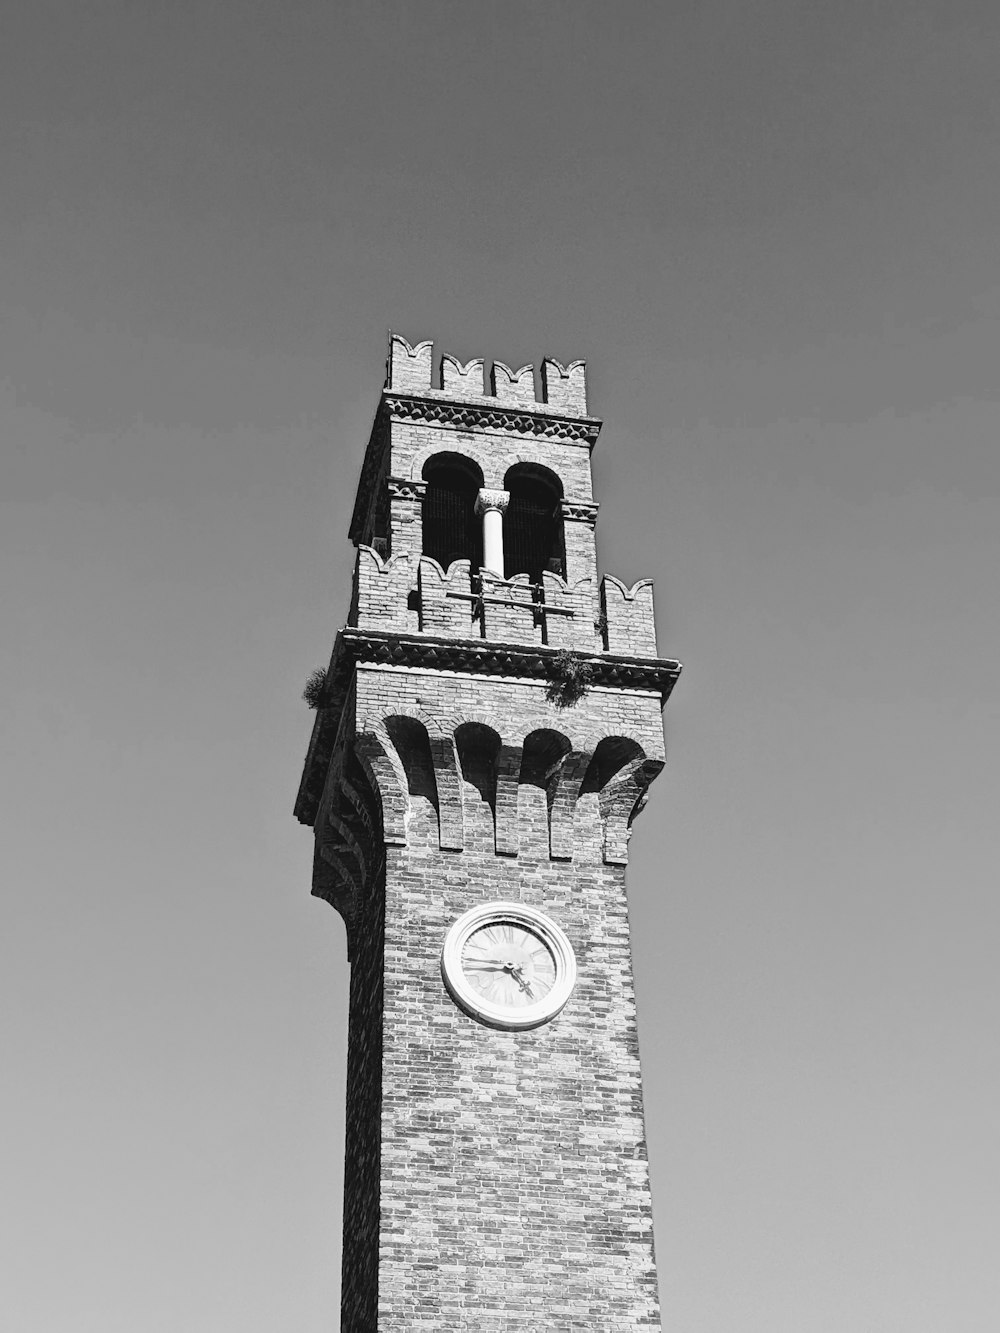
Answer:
[386, 333, 589, 417]
[350, 546, 657, 657]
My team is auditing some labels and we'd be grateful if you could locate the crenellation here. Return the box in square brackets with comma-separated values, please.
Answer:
[541, 357, 588, 415]
[440, 353, 485, 396]
[387, 333, 433, 392]
[385, 333, 590, 419]
[600, 575, 658, 657]
[352, 547, 417, 634]
[479, 571, 537, 644]
[540, 571, 598, 651]
[562, 508, 599, 588]
[490, 360, 536, 408]
[417, 557, 477, 639]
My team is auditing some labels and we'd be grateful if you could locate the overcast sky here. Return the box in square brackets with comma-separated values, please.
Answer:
[3, 3, 999, 1330]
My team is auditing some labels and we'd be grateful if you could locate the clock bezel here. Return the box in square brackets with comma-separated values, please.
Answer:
[440, 901, 577, 1031]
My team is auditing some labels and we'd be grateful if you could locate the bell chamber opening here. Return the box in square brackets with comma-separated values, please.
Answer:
[421, 453, 484, 572]
[503, 464, 564, 582]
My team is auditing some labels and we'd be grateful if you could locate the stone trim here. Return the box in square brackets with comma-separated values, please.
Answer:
[385, 393, 600, 445]
[386, 476, 427, 502]
[560, 499, 600, 525]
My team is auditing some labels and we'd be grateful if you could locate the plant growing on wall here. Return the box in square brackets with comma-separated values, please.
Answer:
[544, 649, 594, 709]
[302, 667, 328, 710]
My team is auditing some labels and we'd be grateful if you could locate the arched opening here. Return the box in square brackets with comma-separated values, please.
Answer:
[422, 453, 484, 571]
[455, 722, 502, 851]
[503, 465, 564, 582]
[579, 736, 645, 795]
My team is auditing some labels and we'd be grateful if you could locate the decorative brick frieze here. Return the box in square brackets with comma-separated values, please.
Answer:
[385, 476, 427, 502]
[559, 498, 599, 525]
[385, 392, 599, 444]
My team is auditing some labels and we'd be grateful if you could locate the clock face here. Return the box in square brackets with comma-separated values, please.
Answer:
[461, 920, 557, 1009]
[441, 902, 576, 1030]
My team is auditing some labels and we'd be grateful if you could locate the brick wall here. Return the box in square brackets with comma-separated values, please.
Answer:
[332, 665, 666, 1331]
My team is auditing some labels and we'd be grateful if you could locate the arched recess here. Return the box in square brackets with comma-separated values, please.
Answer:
[421, 453, 484, 572]
[383, 715, 440, 848]
[503, 463, 564, 582]
[455, 722, 501, 852]
[581, 737, 664, 865]
[353, 722, 410, 847]
[519, 728, 572, 859]
[579, 736, 645, 796]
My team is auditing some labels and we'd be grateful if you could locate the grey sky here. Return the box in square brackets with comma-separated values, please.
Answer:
[3, 3, 999, 1329]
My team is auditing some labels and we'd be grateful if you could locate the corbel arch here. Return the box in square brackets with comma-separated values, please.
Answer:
[580, 736, 664, 865]
[354, 718, 410, 847]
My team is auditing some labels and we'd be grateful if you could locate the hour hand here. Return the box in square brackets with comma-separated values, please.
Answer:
[510, 965, 534, 997]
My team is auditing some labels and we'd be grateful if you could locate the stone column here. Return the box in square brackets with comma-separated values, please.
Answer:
[475, 488, 510, 576]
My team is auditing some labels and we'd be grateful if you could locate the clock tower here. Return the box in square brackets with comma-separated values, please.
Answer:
[295, 334, 681, 1331]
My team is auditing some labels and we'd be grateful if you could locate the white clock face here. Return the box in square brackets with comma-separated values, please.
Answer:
[441, 902, 576, 1030]
[461, 920, 557, 1008]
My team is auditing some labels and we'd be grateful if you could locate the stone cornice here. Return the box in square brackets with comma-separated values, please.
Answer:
[384, 391, 602, 446]
[294, 628, 681, 826]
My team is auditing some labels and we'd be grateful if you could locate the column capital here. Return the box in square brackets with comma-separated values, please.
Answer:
[475, 487, 510, 517]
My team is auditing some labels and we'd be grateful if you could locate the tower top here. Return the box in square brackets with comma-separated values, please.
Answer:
[386, 331, 591, 416]
[350, 333, 601, 547]
[297, 336, 681, 830]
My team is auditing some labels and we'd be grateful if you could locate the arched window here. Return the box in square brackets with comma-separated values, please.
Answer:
[422, 454, 483, 571]
[503, 465, 564, 582]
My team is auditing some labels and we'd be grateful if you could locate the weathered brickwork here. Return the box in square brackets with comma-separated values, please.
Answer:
[297, 334, 682, 1331]
[339, 850, 386, 1330]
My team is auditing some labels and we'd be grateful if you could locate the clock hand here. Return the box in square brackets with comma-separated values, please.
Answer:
[510, 964, 534, 997]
